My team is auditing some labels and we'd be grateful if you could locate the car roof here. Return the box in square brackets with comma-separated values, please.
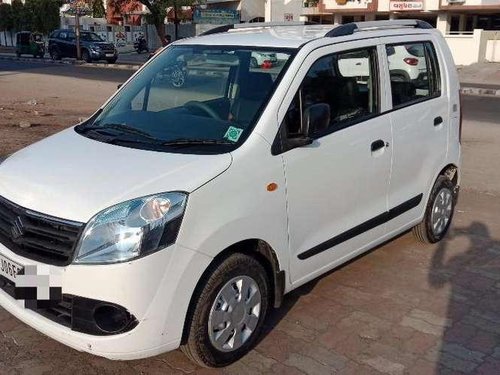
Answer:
[181, 25, 334, 49]
[177, 20, 436, 50]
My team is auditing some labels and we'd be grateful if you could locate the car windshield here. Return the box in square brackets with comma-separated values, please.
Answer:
[76, 45, 294, 153]
[81, 32, 103, 42]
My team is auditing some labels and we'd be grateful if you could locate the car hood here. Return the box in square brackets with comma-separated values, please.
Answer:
[85, 41, 115, 49]
[0, 128, 232, 223]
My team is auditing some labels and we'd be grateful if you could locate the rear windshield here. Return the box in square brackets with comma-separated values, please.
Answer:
[80, 32, 104, 42]
[76, 45, 294, 154]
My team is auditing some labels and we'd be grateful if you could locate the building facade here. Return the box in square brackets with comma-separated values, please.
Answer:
[266, 0, 500, 34]
[205, 0, 265, 22]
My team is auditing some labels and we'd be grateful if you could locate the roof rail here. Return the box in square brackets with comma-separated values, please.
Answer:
[200, 24, 234, 36]
[200, 21, 317, 36]
[326, 19, 433, 37]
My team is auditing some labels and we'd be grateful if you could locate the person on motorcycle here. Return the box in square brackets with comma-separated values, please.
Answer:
[134, 34, 148, 54]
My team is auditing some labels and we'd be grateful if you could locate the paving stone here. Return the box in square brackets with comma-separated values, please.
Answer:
[475, 357, 500, 375]
[466, 330, 499, 354]
[359, 355, 405, 375]
[436, 352, 479, 374]
[406, 359, 437, 375]
[400, 316, 444, 336]
[239, 350, 277, 372]
[441, 342, 485, 363]
[284, 352, 333, 375]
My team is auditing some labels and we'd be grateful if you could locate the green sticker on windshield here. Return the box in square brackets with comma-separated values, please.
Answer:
[223, 126, 244, 143]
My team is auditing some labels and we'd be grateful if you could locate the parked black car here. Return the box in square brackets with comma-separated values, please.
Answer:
[48, 29, 118, 63]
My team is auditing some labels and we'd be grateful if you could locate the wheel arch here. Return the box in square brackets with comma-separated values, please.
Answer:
[424, 163, 459, 208]
[181, 238, 285, 344]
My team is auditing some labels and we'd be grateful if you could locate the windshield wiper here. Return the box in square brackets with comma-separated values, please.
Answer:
[162, 138, 235, 146]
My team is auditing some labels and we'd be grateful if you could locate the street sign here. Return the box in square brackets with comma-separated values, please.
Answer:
[389, 0, 424, 11]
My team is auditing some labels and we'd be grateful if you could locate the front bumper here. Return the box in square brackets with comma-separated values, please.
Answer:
[89, 50, 118, 60]
[0, 241, 212, 360]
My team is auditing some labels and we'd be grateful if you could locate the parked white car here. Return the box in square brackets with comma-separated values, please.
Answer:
[387, 43, 428, 81]
[0, 20, 461, 368]
[250, 51, 278, 67]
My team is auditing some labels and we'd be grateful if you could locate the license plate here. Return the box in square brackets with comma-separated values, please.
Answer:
[105, 53, 114, 57]
[0, 253, 23, 283]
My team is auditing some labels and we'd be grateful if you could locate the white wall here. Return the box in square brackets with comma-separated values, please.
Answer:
[484, 31, 500, 62]
[0, 31, 15, 47]
[239, 0, 265, 21]
[266, 0, 307, 22]
[444, 30, 483, 65]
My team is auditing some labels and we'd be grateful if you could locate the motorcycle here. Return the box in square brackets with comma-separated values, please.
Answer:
[133, 37, 149, 54]
[157, 62, 187, 88]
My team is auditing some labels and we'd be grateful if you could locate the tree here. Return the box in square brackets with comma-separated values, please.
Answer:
[92, 0, 105, 18]
[26, 0, 62, 34]
[0, 4, 14, 32]
[11, 0, 30, 31]
[109, 0, 200, 46]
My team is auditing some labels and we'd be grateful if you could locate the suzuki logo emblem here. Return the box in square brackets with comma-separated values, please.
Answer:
[11, 216, 25, 240]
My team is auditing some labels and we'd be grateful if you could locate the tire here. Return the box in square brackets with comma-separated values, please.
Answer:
[82, 49, 91, 63]
[181, 253, 270, 367]
[413, 176, 456, 244]
[170, 68, 185, 88]
[50, 49, 61, 61]
[106, 58, 117, 64]
[250, 57, 258, 68]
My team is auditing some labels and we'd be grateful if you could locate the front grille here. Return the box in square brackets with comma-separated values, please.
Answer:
[0, 196, 84, 266]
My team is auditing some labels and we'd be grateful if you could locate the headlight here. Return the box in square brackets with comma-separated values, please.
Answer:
[74, 192, 187, 264]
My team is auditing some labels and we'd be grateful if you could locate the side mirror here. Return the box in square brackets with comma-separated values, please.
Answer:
[302, 103, 331, 136]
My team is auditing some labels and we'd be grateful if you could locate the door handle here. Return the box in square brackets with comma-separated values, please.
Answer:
[434, 116, 443, 126]
[371, 139, 386, 152]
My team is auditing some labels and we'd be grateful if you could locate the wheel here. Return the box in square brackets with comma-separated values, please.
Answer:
[50, 49, 61, 61]
[170, 67, 186, 88]
[106, 58, 117, 64]
[250, 57, 258, 68]
[413, 176, 456, 243]
[181, 253, 269, 367]
[81, 49, 91, 63]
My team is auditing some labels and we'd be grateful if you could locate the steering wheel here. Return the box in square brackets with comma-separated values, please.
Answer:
[185, 101, 221, 120]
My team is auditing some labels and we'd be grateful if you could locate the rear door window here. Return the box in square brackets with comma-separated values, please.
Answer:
[386, 41, 441, 107]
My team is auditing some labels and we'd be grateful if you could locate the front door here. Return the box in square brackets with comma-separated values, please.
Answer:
[276, 42, 393, 285]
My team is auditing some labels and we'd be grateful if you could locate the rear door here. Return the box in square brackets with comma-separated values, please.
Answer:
[382, 35, 448, 230]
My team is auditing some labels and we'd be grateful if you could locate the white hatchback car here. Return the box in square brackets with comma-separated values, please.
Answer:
[0, 20, 461, 367]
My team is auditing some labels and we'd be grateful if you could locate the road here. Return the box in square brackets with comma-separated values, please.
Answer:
[1, 60, 500, 374]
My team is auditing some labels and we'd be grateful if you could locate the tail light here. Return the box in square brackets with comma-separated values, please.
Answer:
[459, 90, 463, 143]
[403, 57, 419, 66]
[262, 60, 272, 69]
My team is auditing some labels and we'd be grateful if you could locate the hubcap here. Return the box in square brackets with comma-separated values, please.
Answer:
[208, 275, 261, 352]
[431, 187, 453, 236]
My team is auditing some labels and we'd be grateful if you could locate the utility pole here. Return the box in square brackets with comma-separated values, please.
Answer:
[75, 3, 81, 60]
[173, 0, 178, 41]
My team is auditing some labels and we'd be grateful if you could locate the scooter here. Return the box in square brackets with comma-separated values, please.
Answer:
[134, 37, 149, 54]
